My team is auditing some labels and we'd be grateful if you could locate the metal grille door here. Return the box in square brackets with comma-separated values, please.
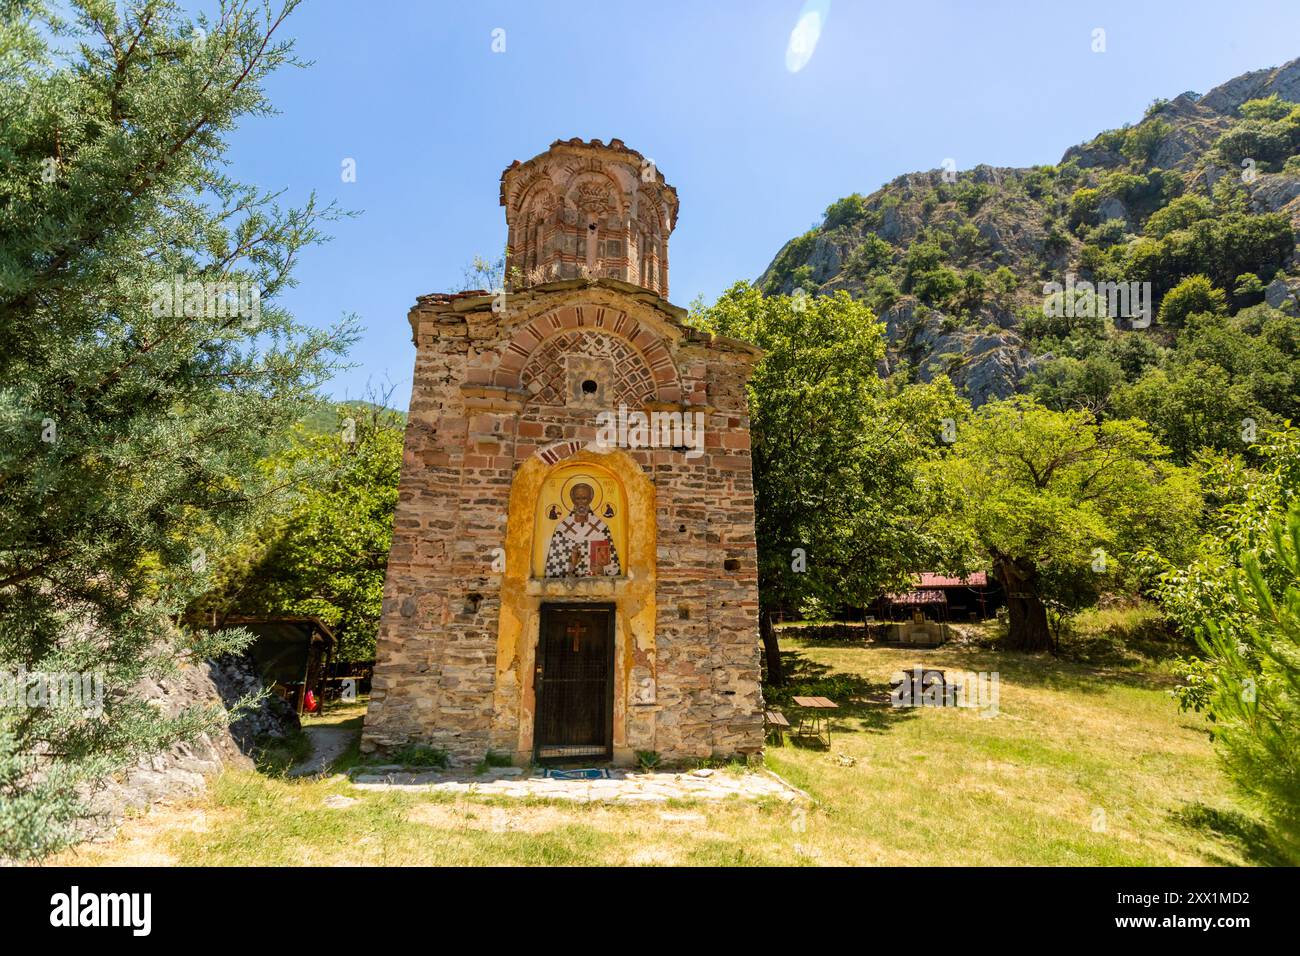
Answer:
[535, 605, 613, 761]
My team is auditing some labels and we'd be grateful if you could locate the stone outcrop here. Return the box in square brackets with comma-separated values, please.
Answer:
[1265, 277, 1300, 312]
[880, 299, 1040, 406]
[208, 651, 302, 751]
[1199, 56, 1300, 115]
[83, 654, 298, 839]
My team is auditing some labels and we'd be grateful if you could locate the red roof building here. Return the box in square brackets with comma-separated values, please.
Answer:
[916, 572, 988, 588]
[874, 572, 1001, 622]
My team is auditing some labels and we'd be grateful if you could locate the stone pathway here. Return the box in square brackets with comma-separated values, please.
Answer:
[289, 727, 356, 777]
[348, 766, 805, 803]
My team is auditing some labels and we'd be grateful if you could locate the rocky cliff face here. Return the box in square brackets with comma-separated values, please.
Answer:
[878, 300, 1042, 406]
[759, 58, 1300, 404]
[82, 653, 298, 842]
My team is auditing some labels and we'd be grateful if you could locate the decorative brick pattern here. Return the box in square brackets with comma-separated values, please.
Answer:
[535, 440, 587, 465]
[499, 139, 677, 298]
[520, 329, 658, 407]
[497, 305, 682, 403]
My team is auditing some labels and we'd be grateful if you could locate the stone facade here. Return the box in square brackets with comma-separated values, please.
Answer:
[361, 139, 764, 766]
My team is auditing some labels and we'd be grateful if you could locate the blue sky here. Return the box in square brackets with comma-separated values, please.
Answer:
[219, 0, 1300, 409]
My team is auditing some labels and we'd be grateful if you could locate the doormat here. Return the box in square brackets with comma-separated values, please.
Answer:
[542, 768, 611, 780]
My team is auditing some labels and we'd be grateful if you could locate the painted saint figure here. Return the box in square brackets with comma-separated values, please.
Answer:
[543, 482, 621, 577]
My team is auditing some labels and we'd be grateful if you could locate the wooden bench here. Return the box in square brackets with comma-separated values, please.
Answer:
[764, 709, 790, 745]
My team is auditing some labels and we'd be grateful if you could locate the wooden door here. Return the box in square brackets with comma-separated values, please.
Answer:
[534, 604, 614, 762]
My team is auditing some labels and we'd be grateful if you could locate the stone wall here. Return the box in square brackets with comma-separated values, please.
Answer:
[362, 277, 765, 764]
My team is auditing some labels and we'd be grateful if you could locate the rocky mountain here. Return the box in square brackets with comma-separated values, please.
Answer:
[759, 58, 1300, 405]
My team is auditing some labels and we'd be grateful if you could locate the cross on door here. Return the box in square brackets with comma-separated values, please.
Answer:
[566, 621, 587, 652]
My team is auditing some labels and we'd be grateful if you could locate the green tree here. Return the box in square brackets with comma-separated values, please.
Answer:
[1068, 187, 1101, 230]
[1145, 428, 1300, 639]
[1121, 118, 1171, 163]
[1157, 274, 1226, 328]
[1025, 354, 1124, 415]
[1112, 364, 1255, 464]
[1144, 194, 1214, 239]
[0, 0, 352, 859]
[1110, 308, 1300, 463]
[1103, 331, 1165, 381]
[911, 266, 963, 308]
[990, 265, 1018, 300]
[843, 233, 893, 280]
[1121, 211, 1292, 301]
[823, 193, 870, 229]
[1233, 272, 1266, 307]
[1239, 94, 1295, 122]
[189, 403, 403, 661]
[1144, 428, 1300, 861]
[947, 398, 1199, 652]
[1214, 97, 1300, 170]
[956, 269, 988, 313]
[693, 283, 969, 683]
[868, 274, 901, 312]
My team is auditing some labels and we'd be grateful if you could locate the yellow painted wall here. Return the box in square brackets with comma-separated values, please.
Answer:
[493, 449, 657, 763]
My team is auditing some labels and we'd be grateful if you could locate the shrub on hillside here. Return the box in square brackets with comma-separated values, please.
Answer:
[1157, 274, 1227, 328]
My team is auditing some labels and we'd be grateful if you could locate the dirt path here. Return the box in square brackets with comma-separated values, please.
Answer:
[289, 726, 356, 777]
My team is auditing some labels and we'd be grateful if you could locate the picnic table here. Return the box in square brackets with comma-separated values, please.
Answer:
[891, 668, 955, 707]
[790, 695, 838, 748]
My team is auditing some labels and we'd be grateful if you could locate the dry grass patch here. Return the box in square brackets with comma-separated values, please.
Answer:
[55, 639, 1268, 866]
[407, 801, 603, 834]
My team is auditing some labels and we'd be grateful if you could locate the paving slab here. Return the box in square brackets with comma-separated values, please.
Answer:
[348, 767, 804, 804]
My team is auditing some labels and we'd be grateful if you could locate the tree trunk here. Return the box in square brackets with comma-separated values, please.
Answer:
[996, 557, 1053, 653]
[760, 610, 784, 687]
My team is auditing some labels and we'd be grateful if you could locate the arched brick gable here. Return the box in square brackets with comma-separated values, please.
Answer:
[520, 329, 657, 407]
[495, 305, 682, 403]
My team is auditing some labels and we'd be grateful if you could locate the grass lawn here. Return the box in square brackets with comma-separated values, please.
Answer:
[55, 637, 1270, 866]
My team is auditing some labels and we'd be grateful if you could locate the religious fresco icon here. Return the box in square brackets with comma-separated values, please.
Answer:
[532, 463, 627, 579]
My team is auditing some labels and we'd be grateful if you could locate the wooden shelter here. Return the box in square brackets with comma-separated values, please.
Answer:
[875, 573, 1001, 623]
[218, 616, 337, 715]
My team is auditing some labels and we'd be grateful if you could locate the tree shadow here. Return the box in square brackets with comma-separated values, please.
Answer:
[976, 654, 1168, 695]
[790, 637, 872, 649]
[1169, 802, 1291, 866]
[765, 649, 918, 735]
[888, 644, 1171, 696]
[781, 629, 1172, 696]
[775, 622, 871, 649]
[1057, 629, 1197, 670]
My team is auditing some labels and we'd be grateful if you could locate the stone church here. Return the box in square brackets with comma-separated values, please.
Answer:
[361, 138, 764, 765]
